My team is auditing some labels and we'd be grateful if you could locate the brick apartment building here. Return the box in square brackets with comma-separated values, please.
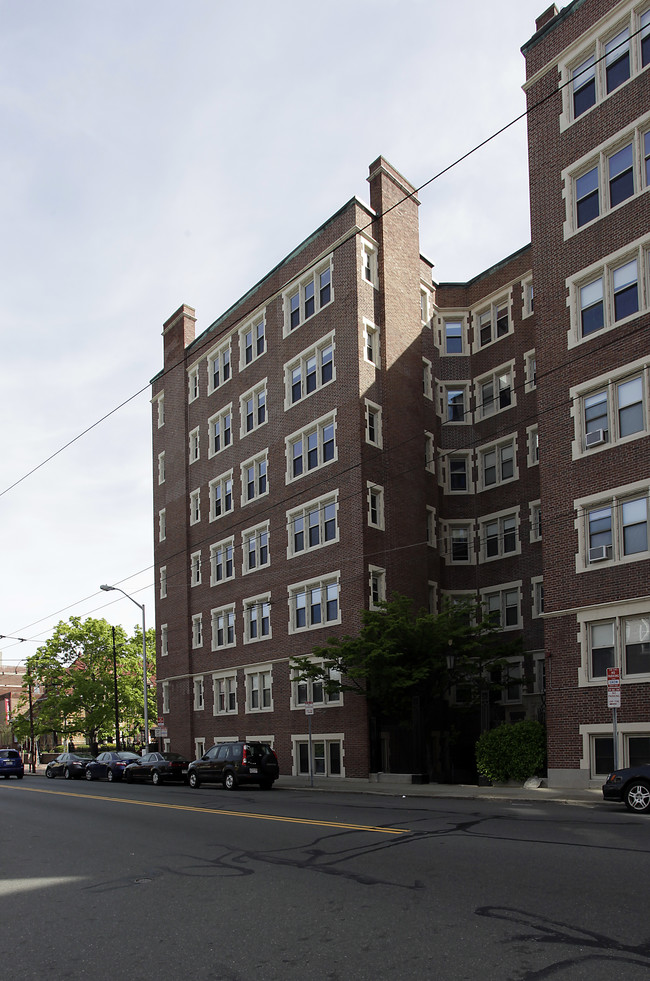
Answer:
[151, 0, 649, 786]
[0, 654, 26, 743]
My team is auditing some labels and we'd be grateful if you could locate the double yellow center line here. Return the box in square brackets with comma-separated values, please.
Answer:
[4, 784, 410, 834]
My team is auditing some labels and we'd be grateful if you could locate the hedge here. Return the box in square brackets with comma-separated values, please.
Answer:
[475, 719, 546, 783]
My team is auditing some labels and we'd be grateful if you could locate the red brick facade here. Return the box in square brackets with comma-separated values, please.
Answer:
[151, 0, 649, 786]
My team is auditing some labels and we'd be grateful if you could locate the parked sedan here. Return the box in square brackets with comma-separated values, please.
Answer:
[124, 752, 189, 786]
[0, 748, 24, 779]
[45, 753, 95, 780]
[602, 763, 650, 813]
[85, 751, 141, 782]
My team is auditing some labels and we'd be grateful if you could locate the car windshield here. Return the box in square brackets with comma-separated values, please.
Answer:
[0, 750, 20, 759]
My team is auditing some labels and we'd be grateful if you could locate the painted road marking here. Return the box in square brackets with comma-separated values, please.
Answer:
[2, 784, 410, 835]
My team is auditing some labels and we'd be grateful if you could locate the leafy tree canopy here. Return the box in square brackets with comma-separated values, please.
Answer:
[291, 593, 523, 722]
[12, 616, 156, 744]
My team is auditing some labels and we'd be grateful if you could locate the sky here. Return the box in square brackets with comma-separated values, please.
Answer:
[0, 0, 547, 666]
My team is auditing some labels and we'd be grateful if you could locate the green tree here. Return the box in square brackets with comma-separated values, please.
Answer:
[12, 617, 156, 748]
[291, 593, 523, 773]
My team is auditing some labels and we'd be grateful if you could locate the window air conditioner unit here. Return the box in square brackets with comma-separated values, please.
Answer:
[589, 544, 612, 562]
[585, 429, 607, 448]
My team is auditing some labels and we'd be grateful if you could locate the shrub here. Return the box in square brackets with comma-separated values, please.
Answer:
[475, 719, 546, 783]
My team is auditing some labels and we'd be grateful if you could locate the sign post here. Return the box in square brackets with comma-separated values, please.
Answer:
[607, 667, 621, 771]
[305, 701, 314, 787]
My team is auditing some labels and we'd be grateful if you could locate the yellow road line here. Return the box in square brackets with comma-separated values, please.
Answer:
[2, 784, 409, 835]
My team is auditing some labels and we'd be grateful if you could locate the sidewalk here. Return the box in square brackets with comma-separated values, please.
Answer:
[25, 763, 602, 805]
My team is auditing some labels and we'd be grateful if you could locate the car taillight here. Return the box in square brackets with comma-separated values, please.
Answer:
[242, 746, 248, 765]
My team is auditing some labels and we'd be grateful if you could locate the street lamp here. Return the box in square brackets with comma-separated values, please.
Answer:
[100, 585, 149, 752]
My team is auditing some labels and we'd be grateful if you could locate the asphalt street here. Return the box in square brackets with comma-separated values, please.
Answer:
[2, 774, 648, 981]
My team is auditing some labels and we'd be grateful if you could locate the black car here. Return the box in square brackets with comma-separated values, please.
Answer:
[124, 752, 189, 785]
[85, 751, 141, 782]
[602, 763, 650, 813]
[187, 741, 279, 791]
[45, 753, 95, 780]
[0, 748, 24, 779]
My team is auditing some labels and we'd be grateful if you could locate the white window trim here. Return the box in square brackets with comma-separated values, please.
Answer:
[577, 597, 650, 688]
[439, 380, 471, 425]
[190, 550, 202, 587]
[364, 399, 383, 448]
[477, 434, 518, 492]
[238, 309, 266, 371]
[367, 482, 385, 530]
[159, 566, 167, 599]
[438, 311, 467, 355]
[211, 603, 236, 650]
[288, 572, 341, 634]
[210, 536, 235, 586]
[239, 379, 268, 439]
[478, 506, 521, 564]
[566, 233, 649, 349]
[286, 492, 339, 559]
[531, 577, 544, 620]
[423, 358, 433, 400]
[206, 338, 232, 395]
[240, 449, 269, 506]
[193, 676, 204, 711]
[442, 520, 475, 565]
[441, 451, 473, 495]
[243, 593, 272, 644]
[291, 732, 345, 778]
[474, 360, 516, 420]
[212, 670, 238, 716]
[284, 332, 336, 410]
[158, 508, 166, 542]
[470, 290, 512, 352]
[192, 613, 203, 649]
[290, 660, 343, 711]
[360, 236, 379, 289]
[524, 349, 537, 392]
[160, 623, 168, 657]
[209, 469, 234, 522]
[244, 663, 274, 713]
[527, 425, 539, 467]
[426, 506, 437, 548]
[570, 355, 650, 460]
[369, 565, 386, 609]
[207, 404, 233, 458]
[480, 581, 522, 631]
[282, 256, 334, 336]
[530, 500, 542, 543]
[285, 411, 337, 484]
[162, 681, 170, 714]
[158, 451, 165, 485]
[189, 488, 201, 526]
[362, 318, 380, 368]
[521, 274, 534, 319]
[562, 113, 650, 239]
[188, 363, 200, 403]
[575, 478, 650, 573]
[558, 6, 650, 131]
[241, 521, 270, 575]
[154, 392, 165, 428]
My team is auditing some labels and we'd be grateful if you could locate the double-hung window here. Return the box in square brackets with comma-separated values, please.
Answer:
[448, 524, 472, 563]
[159, 566, 167, 599]
[209, 471, 234, 521]
[241, 451, 268, 504]
[572, 54, 596, 118]
[361, 239, 378, 287]
[189, 428, 200, 464]
[289, 575, 340, 633]
[284, 259, 333, 333]
[475, 298, 510, 348]
[287, 494, 338, 557]
[482, 585, 520, 629]
[365, 400, 382, 447]
[444, 319, 463, 354]
[190, 550, 202, 586]
[480, 511, 519, 561]
[244, 596, 271, 642]
[160, 623, 168, 657]
[292, 662, 342, 708]
[367, 483, 384, 530]
[582, 489, 649, 565]
[158, 451, 165, 485]
[477, 365, 514, 418]
[369, 566, 386, 608]
[188, 365, 199, 403]
[207, 341, 231, 394]
[448, 455, 469, 493]
[480, 437, 516, 490]
[578, 369, 647, 451]
[158, 508, 166, 542]
[242, 522, 270, 573]
[285, 334, 335, 407]
[609, 143, 633, 207]
[246, 667, 272, 711]
[208, 405, 232, 456]
[586, 613, 650, 680]
[240, 381, 267, 437]
[192, 614, 203, 650]
[576, 166, 599, 226]
[445, 386, 467, 423]
[239, 313, 266, 369]
[605, 27, 630, 93]
[211, 605, 235, 649]
[572, 240, 648, 344]
[363, 320, 380, 367]
[286, 413, 336, 482]
[190, 489, 201, 525]
[210, 537, 234, 585]
[213, 672, 237, 715]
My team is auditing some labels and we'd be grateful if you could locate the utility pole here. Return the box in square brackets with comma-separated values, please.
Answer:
[111, 626, 120, 751]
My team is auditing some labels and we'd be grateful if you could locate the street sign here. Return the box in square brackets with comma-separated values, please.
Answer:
[305, 701, 314, 716]
[607, 667, 621, 706]
[154, 726, 168, 737]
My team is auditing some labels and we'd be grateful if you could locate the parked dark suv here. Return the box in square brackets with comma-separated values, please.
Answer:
[0, 749, 24, 779]
[187, 741, 279, 790]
